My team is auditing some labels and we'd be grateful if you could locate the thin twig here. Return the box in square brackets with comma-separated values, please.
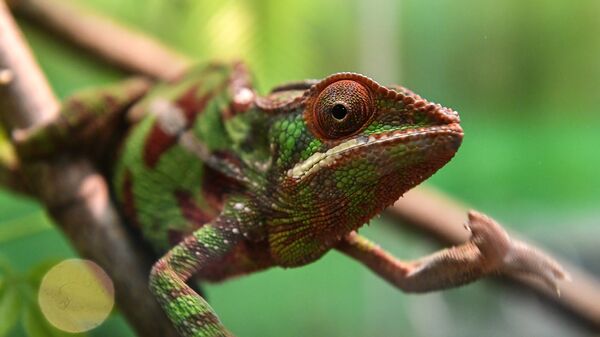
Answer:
[0, 0, 42, 196]
[0, 161, 21, 193]
[10, 0, 600, 330]
[386, 187, 600, 328]
[0, 0, 58, 128]
[11, 0, 192, 80]
[0, 159, 29, 195]
[0, 2, 179, 336]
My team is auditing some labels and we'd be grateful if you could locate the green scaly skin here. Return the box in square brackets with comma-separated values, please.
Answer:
[112, 61, 462, 336]
[20, 61, 568, 337]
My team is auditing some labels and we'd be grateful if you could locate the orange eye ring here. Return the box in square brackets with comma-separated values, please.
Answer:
[311, 80, 374, 140]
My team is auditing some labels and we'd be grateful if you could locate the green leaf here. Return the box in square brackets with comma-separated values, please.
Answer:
[0, 286, 22, 337]
[0, 213, 52, 245]
[27, 259, 62, 287]
[22, 285, 88, 337]
[0, 253, 14, 276]
[0, 125, 16, 165]
[23, 304, 53, 337]
[22, 304, 85, 337]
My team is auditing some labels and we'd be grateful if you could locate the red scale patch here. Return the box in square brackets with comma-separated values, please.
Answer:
[201, 163, 244, 211]
[143, 125, 175, 168]
[167, 189, 217, 246]
[174, 190, 215, 226]
[142, 85, 215, 168]
[175, 84, 209, 121]
[122, 170, 141, 228]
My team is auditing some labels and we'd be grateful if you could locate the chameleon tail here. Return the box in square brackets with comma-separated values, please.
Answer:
[14, 77, 152, 163]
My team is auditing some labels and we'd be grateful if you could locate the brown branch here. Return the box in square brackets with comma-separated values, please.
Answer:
[11, 0, 192, 80]
[0, 158, 28, 194]
[9, 0, 600, 331]
[0, 2, 179, 336]
[385, 187, 600, 329]
[0, 1, 58, 128]
[24, 159, 179, 337]
[0, 0, 44, 196]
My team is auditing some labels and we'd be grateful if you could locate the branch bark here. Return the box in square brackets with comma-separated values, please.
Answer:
[0, 0, 57, 128]
[11, 0, 192, 80]
[8, 0, 600, 331]
[0, 2, 179, 336]
[386, 187, 600, 329]
[0, 158, 28, 195]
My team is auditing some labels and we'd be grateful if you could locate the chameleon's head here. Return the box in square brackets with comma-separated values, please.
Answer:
[264, 73, 462, 265]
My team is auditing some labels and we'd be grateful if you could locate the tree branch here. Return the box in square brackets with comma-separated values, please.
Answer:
[386, 187, 600, 329]
[0, 157, 28, 195]
[0, 2, 179, 336]
[9, 0, 600, 331]
[11, 0, 192, 80]
[0, 1, 58, 128]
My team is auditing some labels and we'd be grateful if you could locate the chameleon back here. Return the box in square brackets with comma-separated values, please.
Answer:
[113, 63, 252, 254]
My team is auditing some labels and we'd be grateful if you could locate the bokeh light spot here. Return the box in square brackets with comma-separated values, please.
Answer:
[38, 259, 115, 333]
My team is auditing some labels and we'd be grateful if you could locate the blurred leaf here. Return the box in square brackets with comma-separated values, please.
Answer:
[0, 214, 52, 244]
[0, 254, 14, 276]
[22, 290, 88, 337]
[23, 304, 55, 337]
[27, 259, 61, 286]
[0, 286, 22, 337]
[0, 126, 16, 167]
[0, 258, 6, 299]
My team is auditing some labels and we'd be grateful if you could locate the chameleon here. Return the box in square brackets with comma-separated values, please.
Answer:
[18, 61, 567, 337]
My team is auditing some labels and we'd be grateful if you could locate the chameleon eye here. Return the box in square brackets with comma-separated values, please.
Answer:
[313, 80, 373, 139]
[330, 104, 348, 121]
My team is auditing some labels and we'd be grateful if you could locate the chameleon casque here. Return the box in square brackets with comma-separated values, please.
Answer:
[20, 61, 566, 337]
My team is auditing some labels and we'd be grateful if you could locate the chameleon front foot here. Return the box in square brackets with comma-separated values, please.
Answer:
[462, 210, 569, 294]
[337, 210, 569, 294]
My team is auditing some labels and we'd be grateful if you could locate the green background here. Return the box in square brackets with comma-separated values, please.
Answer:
[0, 0, 598, 336]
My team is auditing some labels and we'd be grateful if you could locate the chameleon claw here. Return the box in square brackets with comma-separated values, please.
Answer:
[467, 210, 569, 296]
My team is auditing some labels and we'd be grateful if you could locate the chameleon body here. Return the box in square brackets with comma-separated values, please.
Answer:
[113, 62, 462, 264]
[21, 61, 567, 337]
[113, 62, 463, 336]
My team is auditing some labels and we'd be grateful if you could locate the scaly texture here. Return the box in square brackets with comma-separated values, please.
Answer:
[20, 61, 567, 337]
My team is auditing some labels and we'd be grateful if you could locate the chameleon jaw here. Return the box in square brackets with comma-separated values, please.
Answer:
[287, 123, 463, 181]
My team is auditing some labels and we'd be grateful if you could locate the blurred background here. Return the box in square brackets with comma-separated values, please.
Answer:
[0, 0, 599, 336]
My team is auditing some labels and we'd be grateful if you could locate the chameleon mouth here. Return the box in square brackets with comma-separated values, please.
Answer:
[287, 123, 463, 181]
